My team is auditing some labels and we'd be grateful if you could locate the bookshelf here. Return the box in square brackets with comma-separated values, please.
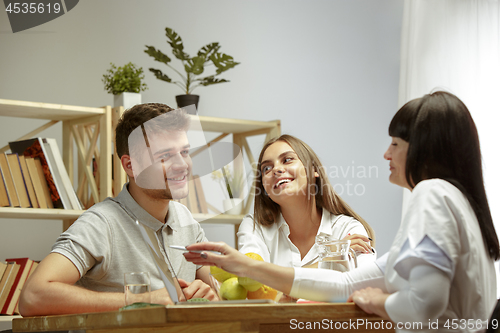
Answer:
[0, 99, 280, 326]
[0, 99, 117, 230]
[0, 99, 281, 228]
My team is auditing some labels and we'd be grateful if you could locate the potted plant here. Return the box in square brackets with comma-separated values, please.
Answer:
[102, 62, 148, 109]
[144, 27, 240, 112]
[211, 165, 246, 215]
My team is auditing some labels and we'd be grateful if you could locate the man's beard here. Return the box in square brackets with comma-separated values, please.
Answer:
[141, 183, 188, 201]
[142, 188, 172, 201]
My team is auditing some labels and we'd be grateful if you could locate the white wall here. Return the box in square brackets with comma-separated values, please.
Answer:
[0, 0, 404, 261]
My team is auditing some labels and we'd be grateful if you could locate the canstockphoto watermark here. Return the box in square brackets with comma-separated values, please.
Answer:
[4, 0, 79, 33]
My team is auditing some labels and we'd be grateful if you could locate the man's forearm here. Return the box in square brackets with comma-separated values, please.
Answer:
[20, 281, 125, 316]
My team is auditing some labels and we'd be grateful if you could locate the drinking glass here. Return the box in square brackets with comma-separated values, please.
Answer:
[124, 272, 151, 305]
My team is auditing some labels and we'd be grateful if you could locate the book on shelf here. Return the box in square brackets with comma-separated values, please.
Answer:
[1, 258, 35, 315]
[0, 262, 20, 312]
[0, 168, 11, 207]
[25, 157, 51, 209]
[18, 155, 39, 208]
[6, 153, 31, 208]
[44, 138, 82, 210]
[14, 261, 38, 314]
[9, 138, 62, 208]
[9, 138, 70, 209]
[39, 139, 72, 210]
[0, 153, 20, 207]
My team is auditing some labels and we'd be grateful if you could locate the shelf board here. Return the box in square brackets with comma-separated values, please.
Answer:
[0, 208, 243, 224]
[194, 115, 279, 134]
[0, 207, 84, 219]
[0, 315, 21, 322]
[0, 99, 105, 121]
[193, 213, 244, 225]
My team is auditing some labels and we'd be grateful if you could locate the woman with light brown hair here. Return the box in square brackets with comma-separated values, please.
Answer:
[237, 134, 376, 269]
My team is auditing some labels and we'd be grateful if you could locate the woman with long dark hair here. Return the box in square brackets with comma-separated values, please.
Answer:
[238, 135, 375, 269]
[185, 91, 499, 331]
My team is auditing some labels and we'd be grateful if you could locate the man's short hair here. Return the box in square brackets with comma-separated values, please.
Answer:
[115, 103, 190, 158]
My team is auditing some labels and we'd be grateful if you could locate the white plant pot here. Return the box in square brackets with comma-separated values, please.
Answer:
[223, 198, 243, 215]
[114, 92, 142, 109]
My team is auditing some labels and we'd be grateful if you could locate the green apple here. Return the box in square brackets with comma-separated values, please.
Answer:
[219, 277, 248, 300]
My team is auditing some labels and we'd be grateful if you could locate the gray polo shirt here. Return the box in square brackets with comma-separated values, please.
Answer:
[52, 184, 208, 292]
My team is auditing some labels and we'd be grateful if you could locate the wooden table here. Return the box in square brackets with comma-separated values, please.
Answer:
[13, 303, 395, 333]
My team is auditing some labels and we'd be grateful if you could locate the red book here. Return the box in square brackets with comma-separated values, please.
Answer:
[14, 261, 38, 314]
[0, 262, 20, 312]
[1, 258, 34, 315]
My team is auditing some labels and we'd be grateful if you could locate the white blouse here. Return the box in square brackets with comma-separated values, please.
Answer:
[237, 208, 376, 268]
[384, 179, 496, 332]
[290, 179, 497, 332]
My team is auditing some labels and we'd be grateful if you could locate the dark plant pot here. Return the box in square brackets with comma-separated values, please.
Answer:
[176, 94, 199, 113]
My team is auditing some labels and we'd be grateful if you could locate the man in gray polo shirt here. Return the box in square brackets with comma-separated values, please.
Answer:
[19, 103, 218, 316]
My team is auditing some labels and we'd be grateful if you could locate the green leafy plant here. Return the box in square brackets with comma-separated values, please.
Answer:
[102, 62, 148, 95]
[144, 27, 240, 94]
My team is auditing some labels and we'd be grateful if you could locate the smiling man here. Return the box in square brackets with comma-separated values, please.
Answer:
[19, 103, 218, 316]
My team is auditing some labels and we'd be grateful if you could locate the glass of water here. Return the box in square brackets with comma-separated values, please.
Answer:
[124, 272, 151, 306]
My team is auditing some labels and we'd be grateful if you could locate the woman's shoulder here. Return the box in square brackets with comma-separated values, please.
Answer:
[321, 211, 364, 228]
[239, 214, 255, 231]
[325, 210, 359, 225]
[239, 214, 280, 232]
[414, 178, 458, 192]
[412, 179, 465, 202]
[323, 211, 368, 235]
[406, 179, 474, 235]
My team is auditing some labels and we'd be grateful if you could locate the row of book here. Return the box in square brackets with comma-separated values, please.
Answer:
[0, 258, 38, 315]
[0, 138, 82, 210]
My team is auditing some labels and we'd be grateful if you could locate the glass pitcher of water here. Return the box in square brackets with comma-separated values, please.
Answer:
[315, 234, 357, 272]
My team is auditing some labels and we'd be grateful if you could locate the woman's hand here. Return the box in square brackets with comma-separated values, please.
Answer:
[342, 234, 373, 254]
[183, 241, 255, 277]
[347, 287, 390, 320]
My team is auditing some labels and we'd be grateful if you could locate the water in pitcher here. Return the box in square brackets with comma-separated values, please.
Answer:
[318, 258, 350, 272]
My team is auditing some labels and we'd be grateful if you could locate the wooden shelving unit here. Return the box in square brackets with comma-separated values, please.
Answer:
[0, 99, 280, 326]
[0, 99, 281, 228]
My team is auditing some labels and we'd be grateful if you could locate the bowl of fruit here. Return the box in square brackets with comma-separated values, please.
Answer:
[209, 253, 282, 302]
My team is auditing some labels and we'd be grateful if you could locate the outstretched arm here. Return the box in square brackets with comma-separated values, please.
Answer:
[19, 253, 174, 316]
[184, 241, 386, 301]
[184, 242, 295, 294]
